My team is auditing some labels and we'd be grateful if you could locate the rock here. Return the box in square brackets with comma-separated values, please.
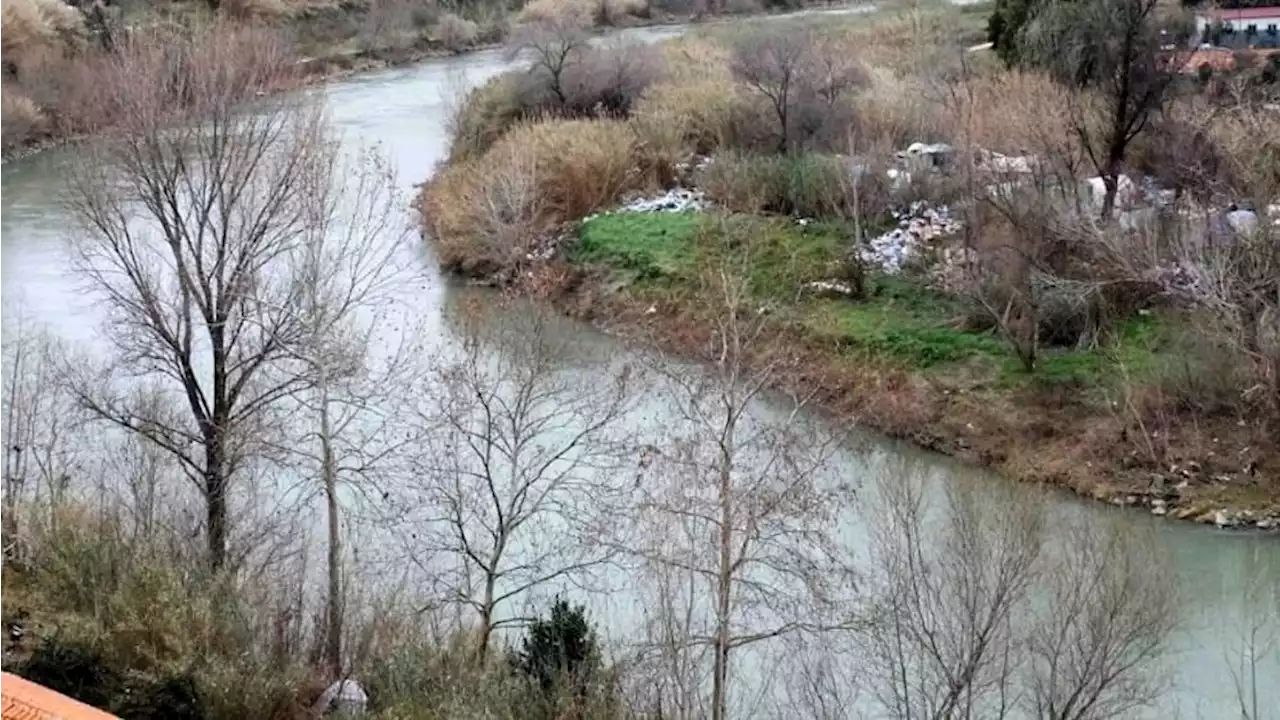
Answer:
[1257, 517, 1278, 531]
[1152, 505, 1168, 517]
[315, 679, 368, 716]
[1213, 510, 1237, 528]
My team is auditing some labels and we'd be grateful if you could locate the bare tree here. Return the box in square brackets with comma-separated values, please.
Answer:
[62, 24, 342, 572]
[1, 315, 85, 553]
[400, 297, 635, 662]
[862, 458, 1178, 720]
[508, 14, 591, 109]
[730, 25, 866, 154]
[631, 232, 858, 720]
[1023, 518, 1176, 720]
[1021, 0, 1191, 218]
[272, 142, 411, 676]
[863, 461, 1042, 720]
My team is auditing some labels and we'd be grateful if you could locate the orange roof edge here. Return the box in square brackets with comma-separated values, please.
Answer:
[1, 672, 121, 720]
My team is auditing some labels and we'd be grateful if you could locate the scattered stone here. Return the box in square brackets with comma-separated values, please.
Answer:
[1213, 509, 1238, 528]
[1225, 207, 1259, 236]
[1257, 517, 1278, 531]
[1152, 505, 1168, 517]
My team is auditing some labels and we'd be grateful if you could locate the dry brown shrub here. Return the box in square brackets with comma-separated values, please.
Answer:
[435, 11, 479, 51]
[221, 0, 292, 21]
[1, 0, 84, 69]
[517, 0, 598, 26]
[853, 67, 947, 150]
[631, 37, 738, 158]
[1, 83, 45, 149]
[422, 119, 640, 273]
[952, 69, 1074, 159]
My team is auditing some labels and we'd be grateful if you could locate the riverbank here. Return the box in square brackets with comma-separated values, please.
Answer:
[416, 5, 1280, 531]
[0, 0, 862, 159]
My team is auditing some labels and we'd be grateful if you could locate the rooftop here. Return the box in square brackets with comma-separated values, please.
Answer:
[1201, 6, 1280, 20]
[1, 673, 120, 720]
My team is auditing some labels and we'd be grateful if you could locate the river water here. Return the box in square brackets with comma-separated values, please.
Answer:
[2, 13, 1277, 718]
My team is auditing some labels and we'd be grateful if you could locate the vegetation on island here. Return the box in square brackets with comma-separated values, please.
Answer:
[419, 0, 1279, 523]
[1, 1, 1277, 719]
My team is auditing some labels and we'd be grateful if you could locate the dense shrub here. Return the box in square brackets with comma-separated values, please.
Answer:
[16, 638, 123, 711]
[631, 37, 738, 156]
[0, 0, 84, 65]
[446, 36, 661, 162]
[701, 151, 893, 219]
[727, 25, 866, 153]
[1, 84, 45, 149]
[423, 119, 641, 273]
[435, 11, 480, 52]
[511, 598, 612, 719]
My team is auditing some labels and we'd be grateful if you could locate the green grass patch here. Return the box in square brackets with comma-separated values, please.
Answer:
[803, 277, 1006, 369]
[573, 210, 1174, 390]
[573, 212, 700, 282]
[998, 313, 1171, 388]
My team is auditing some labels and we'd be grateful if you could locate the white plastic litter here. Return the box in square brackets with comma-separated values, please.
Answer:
[616, 187, 707, 214]
[316, 679, 368, 716]
[858, 202, 962, 275]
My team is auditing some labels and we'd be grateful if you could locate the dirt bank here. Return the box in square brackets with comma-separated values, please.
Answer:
[459, 255, 1280, 532]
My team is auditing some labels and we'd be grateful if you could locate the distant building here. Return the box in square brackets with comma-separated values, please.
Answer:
[1196, 6, 1280, 47]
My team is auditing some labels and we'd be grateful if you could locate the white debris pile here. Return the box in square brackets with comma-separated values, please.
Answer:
[616, 187, 708, 214]
[804, 279, 858, 298]
[858, 201, 962, 275]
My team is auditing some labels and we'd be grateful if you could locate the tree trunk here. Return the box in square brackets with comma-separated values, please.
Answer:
[712, 453, 733, 720]
[204, 446, 228, 572]
[478, 572, 497, 663]
[321, 378, 343, 677]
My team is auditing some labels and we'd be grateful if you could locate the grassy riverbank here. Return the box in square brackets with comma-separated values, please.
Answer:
[417, 1, 1280, 528]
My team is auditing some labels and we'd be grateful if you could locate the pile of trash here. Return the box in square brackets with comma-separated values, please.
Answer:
[858, 201, 962, 275]
[616, 187, 708, 214]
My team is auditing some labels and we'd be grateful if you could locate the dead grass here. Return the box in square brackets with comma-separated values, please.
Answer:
[1, 83, 46, 150]
[1, 0, 84, 63]
[631, 36, 737, 161]
[422, 118, 642, 273]
[435, 11, 480, 52]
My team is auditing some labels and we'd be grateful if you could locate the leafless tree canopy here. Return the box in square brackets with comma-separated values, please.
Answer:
[862, 462, 1178, 720]
[61, 23, 387, 573]
[398, 298, 635, 661]
[630, 241, 858, 720]
[730, 25, 867, 154]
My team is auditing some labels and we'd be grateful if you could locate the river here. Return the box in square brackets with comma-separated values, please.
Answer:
[2, 12, 1278, 719]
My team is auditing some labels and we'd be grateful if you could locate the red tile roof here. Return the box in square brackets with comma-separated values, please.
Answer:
[1203, 6, 1280, 21]
[1, 673, 120, 720]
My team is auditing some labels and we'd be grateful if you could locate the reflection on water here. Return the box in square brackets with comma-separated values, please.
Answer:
[2, 16, 1277, 718]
